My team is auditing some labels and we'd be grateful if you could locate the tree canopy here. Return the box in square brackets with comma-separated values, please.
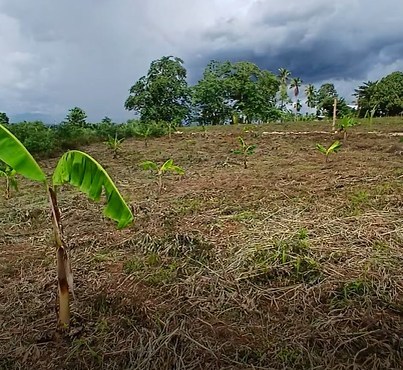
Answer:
[316, 83, 350, 118]
[355, 72, 403, 117]
[65, 107, 87, 127]
[0, 112, 9, 125]
[192, 60, 279, 125]
[124, 56, 190, 125]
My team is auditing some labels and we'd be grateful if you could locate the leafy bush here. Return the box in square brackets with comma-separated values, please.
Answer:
[92, 120, 119, 140]
[6, 121, 57, 156]
[120, 120, 166, 139]
[53, 123, 98, 150]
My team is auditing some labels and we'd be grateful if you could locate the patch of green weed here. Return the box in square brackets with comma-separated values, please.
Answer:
[241, 229, 321, 284]
[123, 257, 144, 274]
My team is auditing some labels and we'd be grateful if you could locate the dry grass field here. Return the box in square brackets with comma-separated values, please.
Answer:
[1, 119, 402, 369]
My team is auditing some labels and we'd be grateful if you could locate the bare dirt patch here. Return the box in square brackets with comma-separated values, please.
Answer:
[1, 120, 403, 369]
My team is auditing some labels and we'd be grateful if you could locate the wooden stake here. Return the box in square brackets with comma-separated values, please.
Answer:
[332, 98, 337, 132]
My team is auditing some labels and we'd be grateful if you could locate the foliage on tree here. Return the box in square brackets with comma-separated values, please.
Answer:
[355, 72, 403, 117]
[192, 60, 233, 125]
[290, 77, 303, 114]
[277, 68, 291, 110]
[101, 116, 113, 125]
[290, 77, 302, 98]
[305, 84, 317, 110]
[192, 60, 279, 125]
[316, 83, 350, 118]
[124, 56, 190, 125]
[65, 107, 88, 127]
[0, 112, 9, 125]
[230, 62, 280, 123]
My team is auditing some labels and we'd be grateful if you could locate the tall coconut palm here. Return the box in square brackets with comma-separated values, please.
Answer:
[290, 77, 303, 99]
[290, 77, 303, 114]
[277, 68, 291, 110]
[278, 68, 291, 86]
[305, 83, 317, 110]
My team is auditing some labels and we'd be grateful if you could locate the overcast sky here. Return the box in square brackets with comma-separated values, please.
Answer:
[1, 0, 402, 122]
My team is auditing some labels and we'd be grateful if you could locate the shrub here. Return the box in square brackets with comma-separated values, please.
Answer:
[53, 123, 98, 149]
[6, 121, 56, 156]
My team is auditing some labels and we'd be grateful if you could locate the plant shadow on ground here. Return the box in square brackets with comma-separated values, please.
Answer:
[0, 120, 403, 369]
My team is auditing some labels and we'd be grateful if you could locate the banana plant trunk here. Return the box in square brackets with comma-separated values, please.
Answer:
[5, 176, 10, 199]
[158, 174, 163, 195]
[48, 187, 72, 327]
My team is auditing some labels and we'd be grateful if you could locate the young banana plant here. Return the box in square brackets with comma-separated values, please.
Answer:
[135, 125, 152, 147]
[0, 164, 18, 199]
[0, 123, 133, 328]
[338, 116, 358, 143]
[316, 141, 342, 163]
[140, 159, 184, 195]
[105, 133, 125, 158]
[233, 136, 256, 169]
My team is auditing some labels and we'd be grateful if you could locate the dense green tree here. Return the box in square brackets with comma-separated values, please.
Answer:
[228, 61, 279, 123]
[125, 56, 190, 125]
[363, 72, 403, 116]
[353, 81, 378, 117]
[65, 107, 87, 127]
[192, 60, 279, 124]
[316, 83, 350, 118]
[192, 60, 233, 125]
[0, 112, 9, 125]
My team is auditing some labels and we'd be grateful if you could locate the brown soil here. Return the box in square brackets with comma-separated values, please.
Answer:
[1, 120, 403, 369]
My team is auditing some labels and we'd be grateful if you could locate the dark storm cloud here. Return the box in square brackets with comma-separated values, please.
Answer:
[187, 0, 403, 99]
[0, 0, 402, 119]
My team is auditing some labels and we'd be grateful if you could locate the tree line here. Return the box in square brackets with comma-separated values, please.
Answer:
[124, 56, 403, 125]
[1, 55, 402, 138]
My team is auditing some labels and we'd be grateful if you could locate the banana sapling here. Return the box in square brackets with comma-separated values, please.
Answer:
[316, 141, 342, 163]
[0, 123, 133, 328]
[232, 136, 256, 169]
[140, 159, 184, 195]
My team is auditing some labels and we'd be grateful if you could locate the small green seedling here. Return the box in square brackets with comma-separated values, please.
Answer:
[316, 141, 342, 163]
[141, 159, 184, 194]
[201, 124, 208, 137]
[338, 116, 359, 142]
[105, 133, 125, 158]
[0, 165, 18, 199]
[364, 104, 378, 124]
[135, 125, 152, 147]
[165, 121, 177, 139]
[233, 136, 256, 169]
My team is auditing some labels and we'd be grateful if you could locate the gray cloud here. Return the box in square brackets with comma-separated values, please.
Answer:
[0, 0, 402, 121]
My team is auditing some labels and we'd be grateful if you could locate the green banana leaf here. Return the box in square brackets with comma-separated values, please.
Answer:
[140, 160, 159, 171]
[0, 124, 46, 182]
[328, 141, 341, 154]
[53, 150, 133, 229]
[316, 144, 327, 154]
